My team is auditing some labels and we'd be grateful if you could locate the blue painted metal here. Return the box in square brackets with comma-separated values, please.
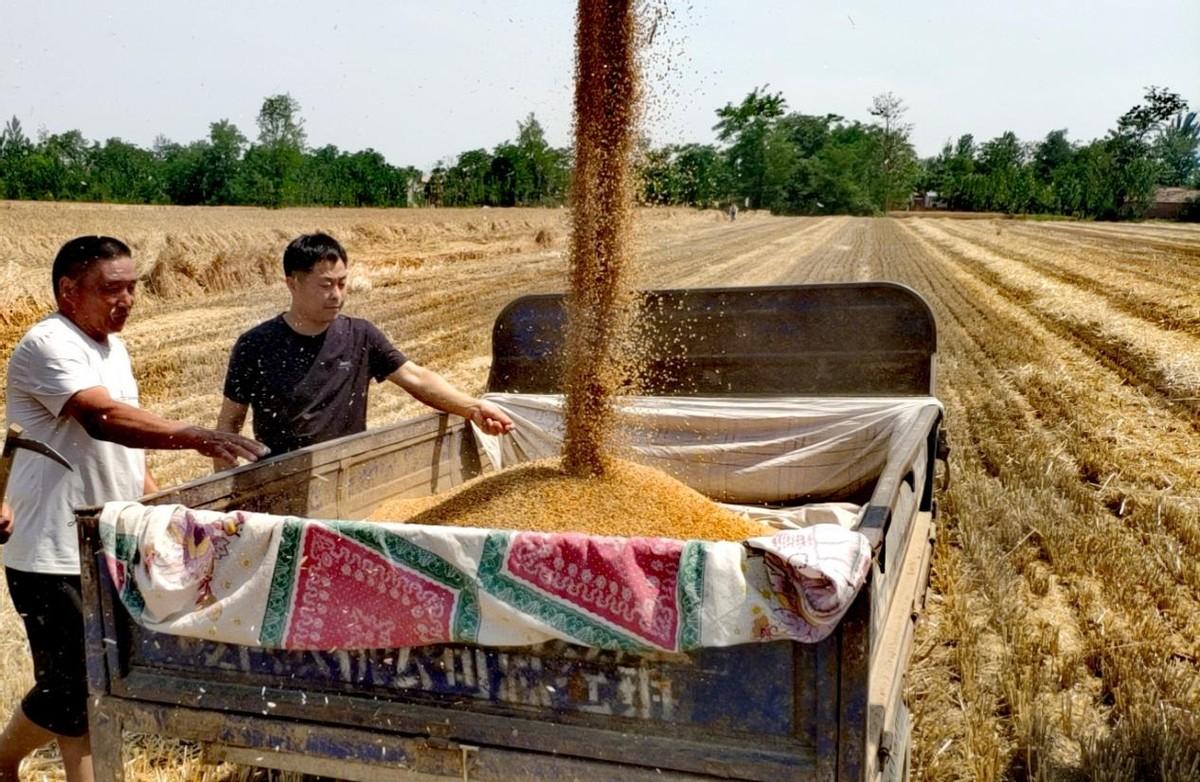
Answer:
[129, 630, 802, 737]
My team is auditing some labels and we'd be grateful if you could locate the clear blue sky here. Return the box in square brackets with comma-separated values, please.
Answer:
[2, 1, 1196, 169]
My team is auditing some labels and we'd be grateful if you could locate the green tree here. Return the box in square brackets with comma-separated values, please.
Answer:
[89, 138, 162, 203]
[37, 130, 92, 200]
[514, 114, 568, 205]
[424, 165, 446, 207]
[1033, 129, 1073, 181]
[637, 143, 730, 208]
[638, 145, 678, 204]
[806, 121, 878, 215]
[247, 93, 306, 206]
[761, 121, 801, 211]
[673, 144, 728, 206]
[766, 114, 838, 214]
[867, 93, 917, 212]
[1155, 111, 1199, 187]
[199, 120, 246, 204]
[488, 143, 519, 206]
[714, 86, 787, 209]
[298, 144, 339, 204]
[1105, 86, 1188, 218]
[443, 149, 493, 205]
[943, 135, 977, 210]
[976, 131, 1035, 213]
[155, 136, 207, 204]
[0, 116, 33, 198]
[256, 94, 306, 148]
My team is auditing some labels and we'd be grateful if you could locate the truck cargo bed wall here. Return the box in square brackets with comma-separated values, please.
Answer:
[488, 283, 937, 397]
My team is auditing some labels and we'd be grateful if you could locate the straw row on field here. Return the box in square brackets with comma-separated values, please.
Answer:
[933, 220, 1200, 333]
[881, 218, 1200, 780]
[903, 219, 1200, 409]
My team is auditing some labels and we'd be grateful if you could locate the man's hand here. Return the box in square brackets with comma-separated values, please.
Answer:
[468, 400, 516, 436]
[0, 502, 12, 545]
[185, 427, 270, 466]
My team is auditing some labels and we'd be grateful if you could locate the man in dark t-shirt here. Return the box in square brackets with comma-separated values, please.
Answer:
[213, 233, 513, 470]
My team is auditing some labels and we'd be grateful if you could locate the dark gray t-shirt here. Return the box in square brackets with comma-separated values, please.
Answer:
[223, 314, 406, 456]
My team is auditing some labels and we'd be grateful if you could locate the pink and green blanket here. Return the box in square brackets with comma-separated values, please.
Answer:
[99, 502, 871, 652]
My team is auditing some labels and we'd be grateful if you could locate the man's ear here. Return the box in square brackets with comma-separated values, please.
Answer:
[284, 274, 298, 295]
[57, 275, 76, 305]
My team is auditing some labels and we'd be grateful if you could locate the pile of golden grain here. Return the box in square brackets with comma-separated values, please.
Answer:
[367, 458, 772, 541]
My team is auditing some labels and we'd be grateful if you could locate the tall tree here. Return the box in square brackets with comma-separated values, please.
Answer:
[1105, 86, 1188, 218]
[249, 93, 306, 207]
[1155, 111, 1199, 187]
[256, 94, 306, 148]
[867, 92, 916, 212]
[1031, 129, 1076, 212]
[0, 116, 32, 198]
[199, 120, 247, 204]
[714, 86, 787, 208]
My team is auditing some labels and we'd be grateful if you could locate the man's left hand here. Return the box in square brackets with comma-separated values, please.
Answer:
[469, 401, 516, 436]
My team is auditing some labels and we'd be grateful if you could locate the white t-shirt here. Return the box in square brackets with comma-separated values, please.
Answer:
[4, 313, 146, 575]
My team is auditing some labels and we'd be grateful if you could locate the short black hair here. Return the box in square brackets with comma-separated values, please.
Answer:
[283, 233, 348, 276]
[51, 236, 132, 299]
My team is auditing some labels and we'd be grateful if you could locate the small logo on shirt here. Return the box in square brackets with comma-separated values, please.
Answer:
[337, 360, 352, 370]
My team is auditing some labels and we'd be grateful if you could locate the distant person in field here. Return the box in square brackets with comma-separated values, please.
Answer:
[728, 202, 738, 221]
[0, 236, 267, 782]
[213, 233, 514, 470]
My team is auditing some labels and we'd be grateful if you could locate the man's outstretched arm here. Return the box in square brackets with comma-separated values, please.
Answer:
[387, 362, 515, 435]
[62, 387, 267, 465]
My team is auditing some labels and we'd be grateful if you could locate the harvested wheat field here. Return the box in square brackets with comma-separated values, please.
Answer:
[2, 202, 1200, 780]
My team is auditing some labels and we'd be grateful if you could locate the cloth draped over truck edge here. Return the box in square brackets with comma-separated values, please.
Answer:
[99, 501, 871, 652]
[96, 395, 939, 652]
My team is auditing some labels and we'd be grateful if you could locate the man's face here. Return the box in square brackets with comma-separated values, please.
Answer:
[287, 259, 348, 324]
[59, 256, 138, 339]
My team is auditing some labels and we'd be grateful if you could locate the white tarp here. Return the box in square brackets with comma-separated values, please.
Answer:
[473, 394, 942, 528]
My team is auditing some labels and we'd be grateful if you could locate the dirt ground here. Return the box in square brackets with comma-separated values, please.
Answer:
[1, 203, 1198, 780]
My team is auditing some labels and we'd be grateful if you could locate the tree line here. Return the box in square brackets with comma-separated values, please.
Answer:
[640, 88, 918, 216]
[639, 85, 1197, 220]
[0, 95, 422, 208]
[920, 88, 1198, 219]
[1, 87, 1196, 219]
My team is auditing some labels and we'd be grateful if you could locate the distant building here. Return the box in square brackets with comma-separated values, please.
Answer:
[908, 191, 947, 211]
[1145, 186, 1200, 220]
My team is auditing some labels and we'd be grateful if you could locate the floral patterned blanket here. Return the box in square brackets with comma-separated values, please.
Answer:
[99, 502, 871, 651]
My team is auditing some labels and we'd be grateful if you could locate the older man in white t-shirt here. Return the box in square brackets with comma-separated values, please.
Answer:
[0, 236, 268, 782]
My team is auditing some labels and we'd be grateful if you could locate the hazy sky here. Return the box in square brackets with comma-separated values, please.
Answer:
[2, 1, 1197, 169]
